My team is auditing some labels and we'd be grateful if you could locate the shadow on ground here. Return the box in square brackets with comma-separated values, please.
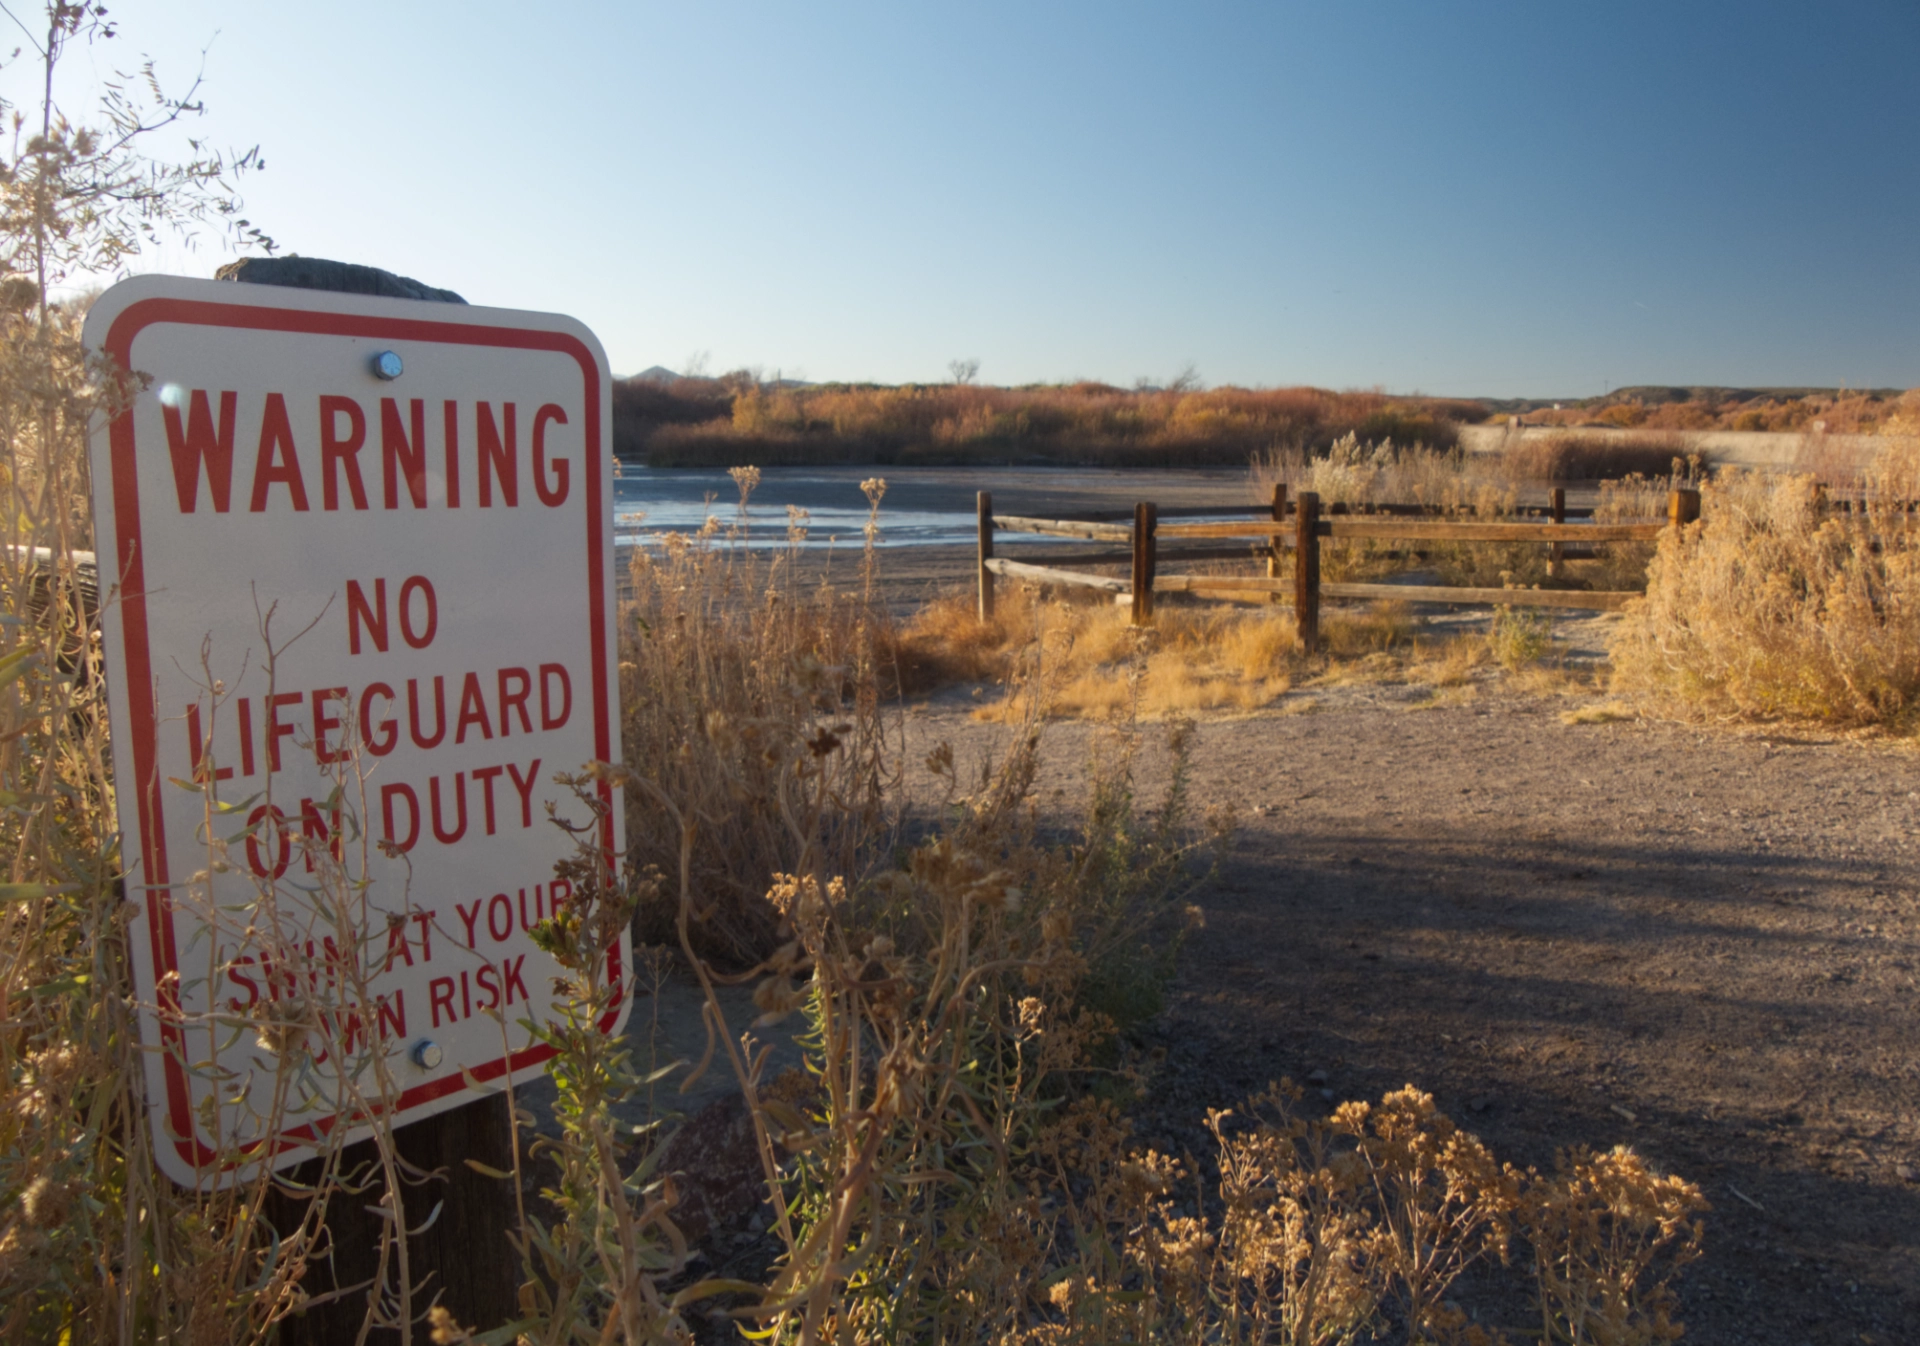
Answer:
[1144, 818, 1919, 1345]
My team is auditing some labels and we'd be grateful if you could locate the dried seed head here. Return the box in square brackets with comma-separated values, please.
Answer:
[20, 1177, 74, 1229]
[752, 975, 804, 1023]
[1017, 997, 1046, 1036]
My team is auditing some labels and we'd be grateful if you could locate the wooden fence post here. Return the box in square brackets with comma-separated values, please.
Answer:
[977, 490, 995, 623]
[1268, 483, 1289, 600]
[1668, 488, 1701, 528]
[1131, 502, 1157, 625]
[1295, 490, 1320, 653]
[1548, 486, 1565, 578]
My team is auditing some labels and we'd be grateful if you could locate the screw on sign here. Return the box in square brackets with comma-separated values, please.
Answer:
[83, 275, 630, 1188]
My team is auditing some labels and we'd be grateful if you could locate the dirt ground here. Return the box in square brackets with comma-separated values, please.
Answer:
[893, 671, 1920, 1345]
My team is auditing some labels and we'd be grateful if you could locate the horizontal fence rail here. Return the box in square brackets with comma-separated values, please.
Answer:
[984, 556, 1131, 592]
[1324, 519, 1665, 543]
[1058, 500, 1602, 522]
[1153, 519, 1665, 542]
[1144, 576, 1635, 609]
[975, 485, 1700, 651]
[997, 545, 1255, 567]
[991, 514, 1133, 542]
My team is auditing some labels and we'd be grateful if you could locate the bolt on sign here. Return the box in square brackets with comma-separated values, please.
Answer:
[84, 276, 630, 1187]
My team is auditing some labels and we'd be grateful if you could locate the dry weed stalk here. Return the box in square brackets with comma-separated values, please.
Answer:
[510, 770, 694, 1344]
[764, 717, 1214, 1343]
[0, 9, 369, 1342]
[1521, 1146, 1706, 1346]
[620, 469, 899, 965]
[613, 639, 1221, 1344]
[1014, 1082, 1704, 1346]
[1330, 1089, 1514, 1342]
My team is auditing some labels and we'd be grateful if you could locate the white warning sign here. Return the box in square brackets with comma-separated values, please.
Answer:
[84, 275, 630, 1186]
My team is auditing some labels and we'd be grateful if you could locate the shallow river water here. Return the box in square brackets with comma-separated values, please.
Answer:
[611, 463, 1257, 550]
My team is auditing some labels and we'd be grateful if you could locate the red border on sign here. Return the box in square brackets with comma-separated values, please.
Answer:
[103, 297, 623, 1178]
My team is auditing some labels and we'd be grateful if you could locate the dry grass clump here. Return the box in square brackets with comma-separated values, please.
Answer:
[1487, 606, 1556, 671]
[1559, 700, 1635, 725]
[899, 583, 1599, 723]
[621, 469, 899, 964]
[898, 587, 1300, 721]
[1611, 456, 1920, 727]
[1499, 431, 1705, 483]
[1324, 599, 1413, 658]
[887, 587, 1027, 693]
[1406, 635, 1489, 690]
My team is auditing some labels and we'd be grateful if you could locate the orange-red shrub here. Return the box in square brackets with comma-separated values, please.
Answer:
[616, 377, 1485, 466]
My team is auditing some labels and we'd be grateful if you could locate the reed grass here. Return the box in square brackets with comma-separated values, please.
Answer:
[1250, 432, 1482, 512]
[1248, 431, 1679, 588]
[1498, 431, 1705, 483]
[898, 581, 1589, 724]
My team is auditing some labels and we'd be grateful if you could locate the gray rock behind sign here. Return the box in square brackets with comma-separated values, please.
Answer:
[214, 255, 467, 305]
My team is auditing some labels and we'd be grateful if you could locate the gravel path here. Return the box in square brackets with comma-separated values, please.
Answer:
[899, 680, 1920, 1344]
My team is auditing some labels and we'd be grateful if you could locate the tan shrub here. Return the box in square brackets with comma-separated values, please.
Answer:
[1610, 466, 1920, 727]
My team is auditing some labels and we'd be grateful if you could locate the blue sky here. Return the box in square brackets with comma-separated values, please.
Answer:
[27, 0, 1920, 394]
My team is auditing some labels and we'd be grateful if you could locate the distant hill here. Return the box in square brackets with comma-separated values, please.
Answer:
[628, 365, 680, 384]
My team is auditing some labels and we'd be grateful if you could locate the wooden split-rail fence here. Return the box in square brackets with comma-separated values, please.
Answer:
[974, 486, 1703, 654]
